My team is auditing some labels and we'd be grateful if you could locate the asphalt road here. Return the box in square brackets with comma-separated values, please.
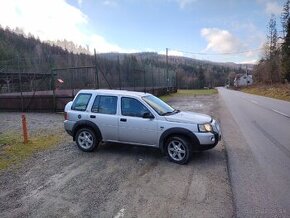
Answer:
[218, 87, 290, 217]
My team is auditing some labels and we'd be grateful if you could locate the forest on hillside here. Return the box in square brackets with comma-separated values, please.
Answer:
[254, 0, 290, 84]
[0, 25, 248, 93]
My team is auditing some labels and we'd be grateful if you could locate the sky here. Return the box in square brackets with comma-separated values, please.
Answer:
[0, 0, 287, 63]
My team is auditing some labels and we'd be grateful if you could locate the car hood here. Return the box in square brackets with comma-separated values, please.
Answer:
[164, 111, 212, 124]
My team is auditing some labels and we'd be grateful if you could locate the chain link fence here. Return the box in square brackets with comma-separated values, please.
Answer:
[0, 54, 176, 111]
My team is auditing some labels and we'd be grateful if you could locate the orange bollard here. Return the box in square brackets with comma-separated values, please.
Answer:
[21, 114, 29, 144]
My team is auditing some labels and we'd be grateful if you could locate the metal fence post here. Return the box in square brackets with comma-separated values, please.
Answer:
[94, 49, 99, 89]
[118, 55, 121, 90]
[144, 67, 146, 92]
[51, 69, 56, 112]
[151, 64, 154, 94]
[166, 48, 169, 93]
[17, 55, 24, 112]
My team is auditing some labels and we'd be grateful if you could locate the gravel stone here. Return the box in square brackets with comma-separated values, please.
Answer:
[0, 94, 233, 218]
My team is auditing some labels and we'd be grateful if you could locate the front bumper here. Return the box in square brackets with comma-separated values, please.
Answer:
[194, 119, 221, 151]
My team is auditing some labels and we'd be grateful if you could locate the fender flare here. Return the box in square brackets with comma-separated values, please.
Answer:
[72, 120, 102, 141]
[159, 127, 200, 153]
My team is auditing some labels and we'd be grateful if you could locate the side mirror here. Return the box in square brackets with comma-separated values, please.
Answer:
[142, 112, 154, 119]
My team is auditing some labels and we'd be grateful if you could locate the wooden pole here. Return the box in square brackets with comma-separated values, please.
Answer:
[21, 114, 29, 144]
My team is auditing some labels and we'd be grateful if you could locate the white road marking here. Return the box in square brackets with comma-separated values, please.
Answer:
[250, 100, 258, 105]
[271, 109, 290, 118]
[246, 98, 290, 119]
[114, 208, 125, 218]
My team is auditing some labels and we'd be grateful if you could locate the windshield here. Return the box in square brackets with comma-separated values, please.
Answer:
[142, 95, 178, 116]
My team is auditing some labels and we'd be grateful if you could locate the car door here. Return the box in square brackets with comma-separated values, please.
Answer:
[70, 92, 92, 121]
[88, 95, 119, 141]
[118, 97, 158, 146]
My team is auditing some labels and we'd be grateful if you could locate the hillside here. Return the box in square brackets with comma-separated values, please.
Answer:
[0, 26, 251, 91]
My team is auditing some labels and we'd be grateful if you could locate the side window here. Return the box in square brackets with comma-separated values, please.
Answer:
[121, 97, 150, 117]
[71, 93, 92, 111]
[91, 95, 117, 115]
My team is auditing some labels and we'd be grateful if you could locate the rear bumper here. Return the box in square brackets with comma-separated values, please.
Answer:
[64, 120, 75, 136]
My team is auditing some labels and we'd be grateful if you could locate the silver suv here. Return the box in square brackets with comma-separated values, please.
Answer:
[64, 89, 221, 164]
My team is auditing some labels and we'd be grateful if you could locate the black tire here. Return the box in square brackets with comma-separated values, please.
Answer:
[75, 128, 99, 152]
[165, 136, 192, 164]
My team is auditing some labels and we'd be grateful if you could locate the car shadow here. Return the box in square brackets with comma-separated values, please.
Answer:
[98, 142, 163, 159]
[77, 141, 225, 166]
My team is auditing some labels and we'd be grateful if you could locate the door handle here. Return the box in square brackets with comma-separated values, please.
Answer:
[90, 115, 96, 118]
[120, 118, 127, 122]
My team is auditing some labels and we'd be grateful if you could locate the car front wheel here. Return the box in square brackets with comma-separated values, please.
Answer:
[75, 128, 98, 152]
[165, 136, 192, 164]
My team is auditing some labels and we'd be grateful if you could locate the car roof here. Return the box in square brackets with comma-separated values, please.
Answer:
[78, 89, 151, 97]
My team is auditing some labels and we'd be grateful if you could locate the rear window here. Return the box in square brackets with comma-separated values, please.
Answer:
[71, 93, 92, 111]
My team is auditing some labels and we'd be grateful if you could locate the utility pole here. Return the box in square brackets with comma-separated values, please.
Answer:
[118, 55, 121, 90]
[94, 49, 99, 89]
[166, 48, 169, 93]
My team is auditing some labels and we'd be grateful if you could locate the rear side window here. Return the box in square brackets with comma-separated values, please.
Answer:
[91, 95, 117, 114]
[71, 93, 92, 111]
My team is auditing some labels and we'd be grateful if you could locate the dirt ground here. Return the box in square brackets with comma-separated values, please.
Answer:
[0, 94, 233, 218]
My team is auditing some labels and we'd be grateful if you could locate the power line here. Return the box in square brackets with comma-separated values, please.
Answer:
[169, 48, 263, 56]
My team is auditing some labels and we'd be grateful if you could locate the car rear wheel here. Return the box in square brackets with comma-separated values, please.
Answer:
[75, 128, 98, 152]
[165, 136, 192, 164]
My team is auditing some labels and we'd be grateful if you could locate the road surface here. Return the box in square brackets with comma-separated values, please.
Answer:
[218, 87, 290, 217]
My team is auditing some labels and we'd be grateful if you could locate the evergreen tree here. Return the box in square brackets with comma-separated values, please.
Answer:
[267, 15, 280, 83]
[281, 0, 290, 81]
[197, 66, 205, 88]
[281, 0, 290, 38]
[267, 15, 278, 59]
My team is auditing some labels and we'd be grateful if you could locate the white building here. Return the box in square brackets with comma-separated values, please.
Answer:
[234, 73, 253, 87]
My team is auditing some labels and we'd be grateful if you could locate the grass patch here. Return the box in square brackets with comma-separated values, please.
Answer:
[241, 84, 290, 102]
[160, 89, 218, 102]
[0, 133, 62, 170]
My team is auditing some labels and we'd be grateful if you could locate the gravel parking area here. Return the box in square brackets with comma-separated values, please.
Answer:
[0, 112, 68, 136]
[0, 94, 233, 217]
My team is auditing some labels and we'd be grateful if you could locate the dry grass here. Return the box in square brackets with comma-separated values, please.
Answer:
[241, 84, 290, 102]
[0, 133, 63, 170]
[160, 89, 217, 102]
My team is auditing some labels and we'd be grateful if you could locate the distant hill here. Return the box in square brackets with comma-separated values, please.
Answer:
[0, 26, 251, 90]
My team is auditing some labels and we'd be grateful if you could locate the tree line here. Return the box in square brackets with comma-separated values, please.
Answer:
[0, 25, 248, 92]
[254, 0, 290, 84]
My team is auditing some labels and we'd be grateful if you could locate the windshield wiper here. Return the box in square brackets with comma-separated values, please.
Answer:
[161, 109, 180, 116]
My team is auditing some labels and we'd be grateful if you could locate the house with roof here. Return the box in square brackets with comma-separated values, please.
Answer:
[234, 73, 253, 87]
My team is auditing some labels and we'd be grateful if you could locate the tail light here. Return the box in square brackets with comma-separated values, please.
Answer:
[64, 112, 68, 120]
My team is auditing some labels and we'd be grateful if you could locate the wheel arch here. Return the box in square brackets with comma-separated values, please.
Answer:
[72, 120, 102, 141]
[159, 127, 200, 153]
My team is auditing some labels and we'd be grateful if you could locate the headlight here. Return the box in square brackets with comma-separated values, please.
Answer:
[198, 123, 213, 132]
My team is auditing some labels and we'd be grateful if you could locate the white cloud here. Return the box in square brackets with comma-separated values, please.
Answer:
[0, 0, 129, 54]
[265, 2, 282, 15]
[238, 59, 258, 64]
[0, 0, 87, 43]
[89, 35, 122, 53]
[77, 0, 83, 7]
[201, 28, 244, 53]
[257, 0, 282, 15]
[89, 35, 138, 53]
[176, 0, 197, 9]
[103, 0, 118, 7]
